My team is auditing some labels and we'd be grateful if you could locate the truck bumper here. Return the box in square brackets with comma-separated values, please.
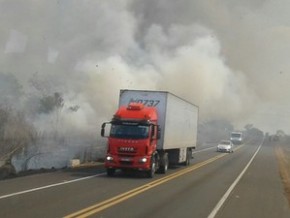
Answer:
[105, 154, 151, 171]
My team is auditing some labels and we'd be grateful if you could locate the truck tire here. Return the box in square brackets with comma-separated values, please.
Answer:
[159, 153, 168, 174]
[107, 168, 116, 176]
[146, 156, 156, 178]
[183, 148, 191, 166]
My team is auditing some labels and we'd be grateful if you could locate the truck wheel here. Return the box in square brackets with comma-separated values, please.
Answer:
[147, 157, 156, 178]
[159, 153, 168, 174]
[183, 148, 191, 166]
[107, 168, 116, 176]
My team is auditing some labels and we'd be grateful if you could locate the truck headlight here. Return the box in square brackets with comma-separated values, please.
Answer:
[106, 156, 114, 161]
[139, 157, 147, 163]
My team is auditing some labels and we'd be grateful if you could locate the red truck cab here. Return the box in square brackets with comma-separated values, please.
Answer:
[101, 102, 160, 177]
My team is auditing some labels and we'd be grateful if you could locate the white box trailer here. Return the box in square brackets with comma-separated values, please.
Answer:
[119, 89, 199, 164]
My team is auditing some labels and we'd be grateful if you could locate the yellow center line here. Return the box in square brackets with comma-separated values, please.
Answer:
[65, 144, 245, 218]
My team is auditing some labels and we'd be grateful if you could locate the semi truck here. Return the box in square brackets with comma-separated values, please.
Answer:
[101, 90, 198, 178]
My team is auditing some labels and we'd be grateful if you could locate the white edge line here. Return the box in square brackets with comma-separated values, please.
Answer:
[207, 138, 264, 218]
[0, 173, 106, 200]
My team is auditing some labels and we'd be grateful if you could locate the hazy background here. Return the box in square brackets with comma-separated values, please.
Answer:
[0, 0, 289, 170]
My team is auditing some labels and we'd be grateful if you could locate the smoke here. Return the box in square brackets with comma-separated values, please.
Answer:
[1, 0, 290, 169]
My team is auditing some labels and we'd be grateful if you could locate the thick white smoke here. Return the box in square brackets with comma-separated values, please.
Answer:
[1, 0, 290, 170]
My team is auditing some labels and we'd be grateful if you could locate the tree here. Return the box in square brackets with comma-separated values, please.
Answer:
[38, 92, 64, 114]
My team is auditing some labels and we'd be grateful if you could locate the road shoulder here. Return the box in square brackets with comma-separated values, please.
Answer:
[216, 142, 290, 218]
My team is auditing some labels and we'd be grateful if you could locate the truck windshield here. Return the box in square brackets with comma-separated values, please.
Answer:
[110, 124, 149, 139]
[231, 134, 242, 138]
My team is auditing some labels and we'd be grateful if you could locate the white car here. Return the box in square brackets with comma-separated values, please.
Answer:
[217, 140, 234, 153]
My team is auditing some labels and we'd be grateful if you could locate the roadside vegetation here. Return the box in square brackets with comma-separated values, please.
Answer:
[0, 106, 36, 178]
[273, 133, 290, 207]
[0, 97, 102, 179]
[0, 73, 103, 179]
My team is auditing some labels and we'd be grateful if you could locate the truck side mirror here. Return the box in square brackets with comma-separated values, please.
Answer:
[150, 125, 158, 140]
[101, 123, 107, 137]
[152, 125, 161, 140]
[151, 125, 155, 137]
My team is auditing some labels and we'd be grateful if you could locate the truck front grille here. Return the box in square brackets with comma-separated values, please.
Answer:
[120, 161, 133, 166]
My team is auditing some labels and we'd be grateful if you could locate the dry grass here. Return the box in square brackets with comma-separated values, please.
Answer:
[275, 138, 290, 207]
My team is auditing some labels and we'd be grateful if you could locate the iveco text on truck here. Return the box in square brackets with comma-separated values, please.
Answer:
[101, 90, 199, 178]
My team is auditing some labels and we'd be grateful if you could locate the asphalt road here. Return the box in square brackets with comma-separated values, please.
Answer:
[0, 136, 289, 218]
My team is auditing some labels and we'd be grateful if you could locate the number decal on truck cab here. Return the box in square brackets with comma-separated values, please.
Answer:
[129, 98, 160, 107]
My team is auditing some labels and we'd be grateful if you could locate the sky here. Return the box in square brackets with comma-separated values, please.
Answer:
[1, 0, 290, 134]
